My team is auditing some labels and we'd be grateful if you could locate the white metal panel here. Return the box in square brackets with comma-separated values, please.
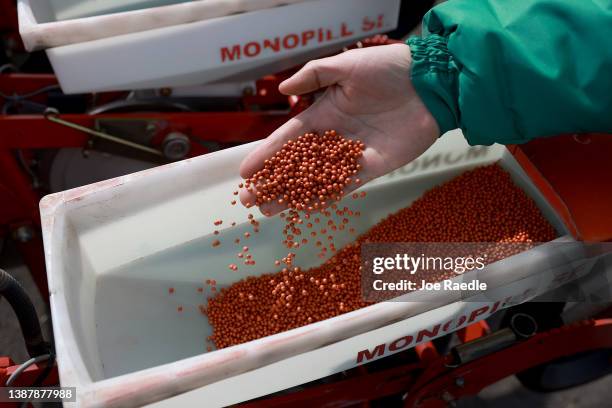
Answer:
[18, 0, 401, 93]
[41, 131, 578, 407]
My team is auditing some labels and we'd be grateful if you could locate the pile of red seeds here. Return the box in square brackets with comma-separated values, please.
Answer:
[205, 164, 556, 349]
[245, 130, 364, 211]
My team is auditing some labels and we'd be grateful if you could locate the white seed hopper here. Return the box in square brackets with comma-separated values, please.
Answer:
[41, 131, 599, 407]
[17, 0, 401, 93]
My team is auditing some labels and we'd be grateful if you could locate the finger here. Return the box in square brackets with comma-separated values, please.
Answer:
[238, 110, 314, 214]
[278, 53, 350, 95]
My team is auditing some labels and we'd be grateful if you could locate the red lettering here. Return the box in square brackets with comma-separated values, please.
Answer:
[302, 30, 315, 46]
[356, 343, 385, 363]
[442, 319, 454, 332]
[326, 29, 334, 41]
[283, 34, 299, 49]
[377, 14, 384, 28]
[244, 42, 261, 58]
[263, 38, 280, 52]
[389, 335, 413, 351]
[341, 23, 353, 37]
[362, 16, 376, 32]
[221, 45, 241, 62]
[468, 306, 490, 323]
[490, 300, 501, 314]
[416, 324, 440, 343]
[318, 28, 324, 42]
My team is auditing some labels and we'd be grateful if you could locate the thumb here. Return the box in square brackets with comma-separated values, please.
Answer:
[279, 52, 353, 95]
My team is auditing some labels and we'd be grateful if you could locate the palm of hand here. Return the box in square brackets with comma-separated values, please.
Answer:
[240, 44, 439, 214]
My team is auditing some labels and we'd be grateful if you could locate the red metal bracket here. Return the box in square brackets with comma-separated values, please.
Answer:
[405, 319, 612, 407]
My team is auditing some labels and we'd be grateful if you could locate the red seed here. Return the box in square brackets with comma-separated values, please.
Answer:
[206, 164, 556, 350]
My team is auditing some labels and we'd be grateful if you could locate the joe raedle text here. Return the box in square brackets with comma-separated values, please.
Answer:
[372, 279, 487, 292]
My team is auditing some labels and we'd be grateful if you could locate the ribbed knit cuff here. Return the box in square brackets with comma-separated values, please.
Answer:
[407, 35, 460, 136]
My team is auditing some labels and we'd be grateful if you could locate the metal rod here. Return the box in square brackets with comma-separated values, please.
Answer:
[44, 109, 162, 156]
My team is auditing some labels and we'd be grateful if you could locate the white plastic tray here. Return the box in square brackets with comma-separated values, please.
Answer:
[18, 0, 310, 48]
[41, 131, 582, 407]
[18, 0, 401, 93]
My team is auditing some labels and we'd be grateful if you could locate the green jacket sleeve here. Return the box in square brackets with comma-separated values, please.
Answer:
[407, 0, 612, 145]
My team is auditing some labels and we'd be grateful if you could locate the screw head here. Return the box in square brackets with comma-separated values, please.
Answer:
[162, 132, 191, 161]
[14, 226, 35, 243]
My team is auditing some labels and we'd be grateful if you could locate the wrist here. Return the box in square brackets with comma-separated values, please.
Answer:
[407, 35, 459, 136]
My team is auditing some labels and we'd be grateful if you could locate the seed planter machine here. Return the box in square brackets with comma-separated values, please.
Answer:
[1, 1, 611, 407]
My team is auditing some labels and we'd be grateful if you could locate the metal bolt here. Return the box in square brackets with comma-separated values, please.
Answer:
[146, 123, 158, 135]
[14, 226, 35, 243]
[162, 132, 191, 161]
[455, 377, 465, 388]
[159, 87, 173, 97]
[441, 391, 455, 402]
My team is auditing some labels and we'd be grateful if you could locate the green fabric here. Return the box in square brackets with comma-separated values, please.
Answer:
[407, 0, 612, 145]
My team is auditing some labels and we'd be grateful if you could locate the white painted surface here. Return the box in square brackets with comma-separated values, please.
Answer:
[18, 0, 401, 93]
[41, 131, 585, 407]
[18, 0, 311, 47]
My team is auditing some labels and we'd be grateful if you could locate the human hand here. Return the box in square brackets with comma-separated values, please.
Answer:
[240, 43, 439, 215]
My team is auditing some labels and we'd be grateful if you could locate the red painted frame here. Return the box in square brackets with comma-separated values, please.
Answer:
[0, 72, 308, 298]
[3, 317, 610, 408]
[236, 317, 612, 407]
